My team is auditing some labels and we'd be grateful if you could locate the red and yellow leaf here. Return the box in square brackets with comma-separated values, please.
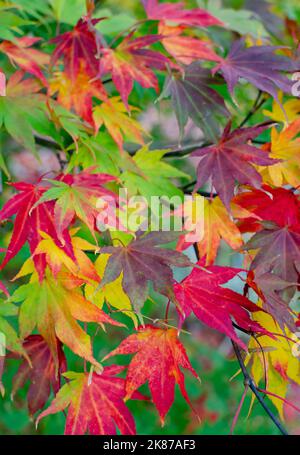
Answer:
[37, 366, 144, 435]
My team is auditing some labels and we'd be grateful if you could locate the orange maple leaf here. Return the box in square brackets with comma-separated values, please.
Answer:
[49, 63, 107, 125]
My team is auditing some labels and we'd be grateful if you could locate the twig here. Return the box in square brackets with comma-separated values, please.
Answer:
[182, 184, 218, 198]
[34, 137, 61, 150]
[164, 141, 211, 158]
[231, 340, 288, 435]
[238, 91, 266, 128]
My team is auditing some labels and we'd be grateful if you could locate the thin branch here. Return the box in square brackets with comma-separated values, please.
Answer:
[193, 243, 200, 261]
[232, 322, 252, 336]
[231, 340, 288, 435]
[164, 141, 211, 158]
[34, 136, 61, 150]
[238, 91, 267, 128]
[181, 178, 218, 198]
[182, 184, 218, 198]
[102, 77, 112, 84]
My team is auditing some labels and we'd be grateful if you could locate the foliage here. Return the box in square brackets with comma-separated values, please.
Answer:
[0, 0, 300, 436]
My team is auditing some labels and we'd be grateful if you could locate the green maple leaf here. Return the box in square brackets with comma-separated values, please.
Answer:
[121, 145, 189, 200]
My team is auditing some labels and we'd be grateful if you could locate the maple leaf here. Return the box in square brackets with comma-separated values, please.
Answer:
[263, 93, 300, 125]
[233, 185, 300, 233]
[33, 229, 100, 284]
[0, 300, 26, 357]
[192, 122, 278, 210]
[243, 222, 300, 287]
[259, 120, 300, 188]
[246, 270, 295, 333]
[160, 62, 229, 141]
[158, 23, 221, 65]
[242, 217, 300, 333]
[101, 33, 169, 108]
[100, 231, 193, 312]
[93, 97, 145, 150]
[197, 196, 243, 264]
[103, 325, 199, 424]
[0, 299, 28, 395]
[246, 307, 300, 419]
[120, 144, 188, 200]
[178, 196, 243, 265]
[0, 37, 49, 85]
[11, 270, 123, 368]
[85, 254, 138, 327]
[174, 262, 269, 350]
[33, 170, 117, 243]
[37, 366, 144, 435]
[0, 71, 43, 154]
[142, 0, 222, 27]
[11, 335, 67, 416]
[0, 181, 73, 275]
[213, 39, 294, 103]
[3, 70, 42, 99]
[49, 64, 107, 125]
[50, 18, 102, 80]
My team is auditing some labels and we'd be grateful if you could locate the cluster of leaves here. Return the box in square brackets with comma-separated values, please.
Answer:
[0, 0, 300, 436]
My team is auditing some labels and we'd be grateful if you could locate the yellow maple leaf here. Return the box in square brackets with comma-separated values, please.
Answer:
[31, 229, 100, 286]
[85, 254, 138, 327]
[259, 119, 300, 188]
[93, 97, 145, 151]
[263, 93, 300, 125]
[246, 309, 300, 419]
[50, 67, 107, 125]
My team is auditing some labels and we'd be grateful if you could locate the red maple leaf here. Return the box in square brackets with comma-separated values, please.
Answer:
[103, 325, 199, 424]
[11, 335, 66, 416]
[34, 170, 117, 243]
[142, 0, 223, 27]
[37, 365, 145, 435]
[0, 37, 49, 85]
[158, 23, 222, 65]
[101, 33, 170, 108]
[233, 185, 300, 233]
[174, 262, 270, 349]
[50, 18, 103, 80]
[0, 181, 74, 276]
